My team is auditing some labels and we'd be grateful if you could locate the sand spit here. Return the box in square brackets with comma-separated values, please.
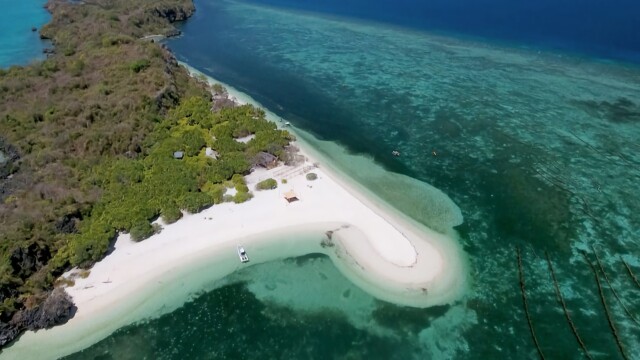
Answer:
[2, 66, 467, 360]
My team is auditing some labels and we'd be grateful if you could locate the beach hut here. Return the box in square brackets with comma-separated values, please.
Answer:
[284, 190, 299, 203]
[253, 151, 278, 169]
[173, 151, 184, 160]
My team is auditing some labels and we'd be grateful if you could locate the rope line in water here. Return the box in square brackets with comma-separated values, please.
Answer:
[545, 252, 593, 360]
[517, 247, 546, 360]
[581, 251, 629, 360]
[591, 246, 640, 326]
[621, 257, 640, 290]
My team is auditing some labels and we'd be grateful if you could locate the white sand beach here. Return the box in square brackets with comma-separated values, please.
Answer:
[2, 67, 468, 360]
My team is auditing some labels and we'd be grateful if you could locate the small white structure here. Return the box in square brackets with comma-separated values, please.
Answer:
[234, 134, 255, 144]
[205, 147, 218, 159]
[237, 246, 249, 263]
[173, 151, 184, 160]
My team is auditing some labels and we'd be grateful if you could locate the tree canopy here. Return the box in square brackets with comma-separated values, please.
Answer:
[0, 0, 292, 328]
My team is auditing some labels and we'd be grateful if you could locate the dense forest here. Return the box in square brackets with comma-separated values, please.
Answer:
[0, 0, 292, 346]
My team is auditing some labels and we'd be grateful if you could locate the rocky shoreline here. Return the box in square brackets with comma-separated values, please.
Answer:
[0, 0, 198, 349]
[0, 289, 75, 347]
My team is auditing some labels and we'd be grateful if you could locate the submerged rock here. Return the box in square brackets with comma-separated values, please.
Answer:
[572, 97, 640, 123]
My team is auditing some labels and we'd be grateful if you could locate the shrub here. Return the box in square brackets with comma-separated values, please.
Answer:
[69, 60, 85, 76]
[231, 173, 245, 186]
[256, 178, 277, 190]
[281, 179, 287, 184]
[306, 172, 318, 181]
[233, 191, 253, 204]
[161, 206, 182, 224]
[179, 192, 213, 213]
[130, 221, 155, 241]
[212, 83, 225, 94]
[202, 182, 226, 204]
[235, 183, 249, 193]
[130, 59, 150, 73]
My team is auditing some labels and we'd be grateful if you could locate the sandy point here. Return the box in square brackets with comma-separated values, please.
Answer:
[2, 144, 468, 360]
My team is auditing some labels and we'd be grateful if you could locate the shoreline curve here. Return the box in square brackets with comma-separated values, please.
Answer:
[2, 64, 468, 360]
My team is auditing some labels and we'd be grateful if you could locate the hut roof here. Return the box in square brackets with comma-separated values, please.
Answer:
[253, 151, 278, 168]
[284, 190, 298, 202]
[173, 151, 184, 159]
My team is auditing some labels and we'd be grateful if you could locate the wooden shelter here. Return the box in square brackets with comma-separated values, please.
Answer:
[284, 190, 299, 203]
[253, 151, 278, 169]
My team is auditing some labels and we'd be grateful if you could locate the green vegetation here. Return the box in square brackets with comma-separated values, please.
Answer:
[0, 0, 292, 327]
[231, 174, 253, 203]
[256, 178, 278, 191]
[306, 172, 318, 181]
[129, 59, 151, 73]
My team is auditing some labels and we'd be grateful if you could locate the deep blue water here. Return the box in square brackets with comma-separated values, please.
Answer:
[246, 0, 640, 63]
[0, 0, 50, 67]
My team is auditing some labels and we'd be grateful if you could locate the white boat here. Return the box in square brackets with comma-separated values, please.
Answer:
[237, 246, 249, 263]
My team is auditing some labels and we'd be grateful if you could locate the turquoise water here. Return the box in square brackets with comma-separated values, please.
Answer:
[64, 255, 465, 359]
[0, 0, 49, 67]
[9, 0, 640, 358]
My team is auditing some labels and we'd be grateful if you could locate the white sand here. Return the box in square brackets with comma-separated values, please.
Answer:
[2, 67, 468, 360]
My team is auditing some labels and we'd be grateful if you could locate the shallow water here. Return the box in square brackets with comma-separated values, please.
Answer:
[167, 1, 640, 357]
[11, 0, 640, 357]
[0, 0, 49, 68]
[63, 255, 469, 360]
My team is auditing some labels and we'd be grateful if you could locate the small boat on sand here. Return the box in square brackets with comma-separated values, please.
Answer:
[237, 245, 249, 263]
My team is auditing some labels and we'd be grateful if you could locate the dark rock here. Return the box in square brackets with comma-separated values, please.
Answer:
[0, 322, 21, 347]
[165, 28, 181, 38]
[0, 288, 76, 347]
[0, 139, 20, 179]
[55, 212, 81, 234]
[18, 288, 76, 330]
[9, 243, 51, 278]
[0, 138, 22, 203]
[43, 48, 55, 55]
[152, 4, 195, 23]
[154, 84, 180, 111]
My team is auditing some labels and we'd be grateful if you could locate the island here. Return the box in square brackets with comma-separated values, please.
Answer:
[0, 0, 467, 357]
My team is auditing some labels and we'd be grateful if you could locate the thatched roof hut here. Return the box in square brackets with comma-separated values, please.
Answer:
[253, 151, 278, 169]
[284, 190, 298, 203]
